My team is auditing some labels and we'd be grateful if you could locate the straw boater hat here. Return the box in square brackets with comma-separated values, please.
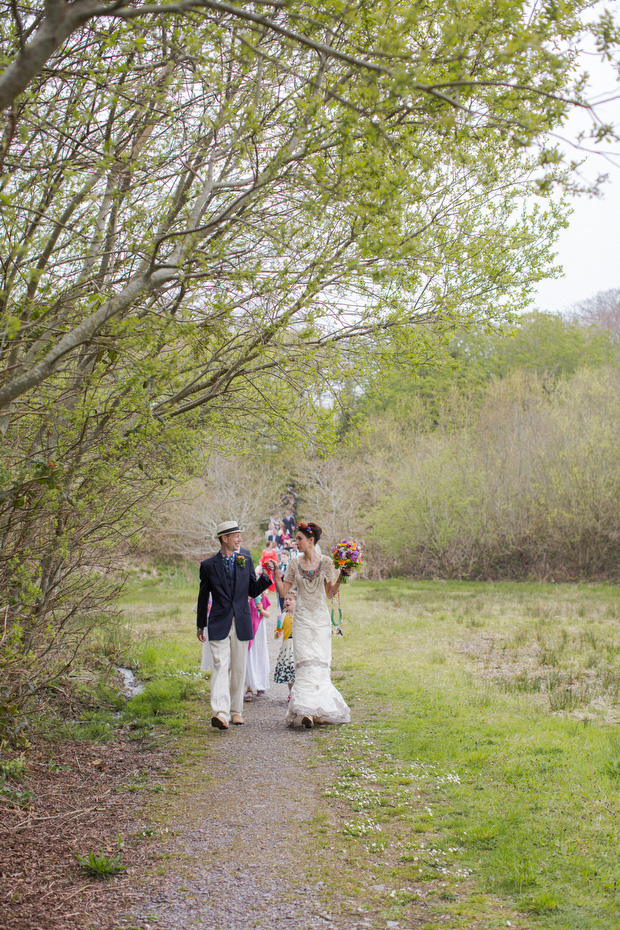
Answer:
[216, 520, 241, 538]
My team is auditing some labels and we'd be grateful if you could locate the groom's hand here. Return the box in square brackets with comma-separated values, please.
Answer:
[197, 629, 206, 643]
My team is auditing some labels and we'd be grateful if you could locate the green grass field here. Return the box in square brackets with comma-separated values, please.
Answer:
[323, 579, 620, 929]
[117, 571, 620, 929]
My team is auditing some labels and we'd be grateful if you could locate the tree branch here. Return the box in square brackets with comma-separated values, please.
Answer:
[0, 0, 100, 110]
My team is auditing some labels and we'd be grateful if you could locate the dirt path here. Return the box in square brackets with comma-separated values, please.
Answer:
[117, 638, 354, 930]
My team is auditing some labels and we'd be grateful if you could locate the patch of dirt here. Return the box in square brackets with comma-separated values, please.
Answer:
[456, 630, 620, 724]
[0, 733, 176, 930]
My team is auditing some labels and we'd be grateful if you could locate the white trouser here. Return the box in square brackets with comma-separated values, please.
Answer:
[209, 618, 247, 724]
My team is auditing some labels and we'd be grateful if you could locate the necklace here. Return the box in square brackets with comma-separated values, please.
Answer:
[297, 557, 324, 594]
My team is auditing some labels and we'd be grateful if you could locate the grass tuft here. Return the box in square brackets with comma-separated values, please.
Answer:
[74, 832, 126, 879]
[524, 892, 561, 914]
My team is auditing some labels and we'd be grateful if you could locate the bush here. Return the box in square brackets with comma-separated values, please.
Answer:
[374, 367, 620, 579]
[313, 365, 620, 581]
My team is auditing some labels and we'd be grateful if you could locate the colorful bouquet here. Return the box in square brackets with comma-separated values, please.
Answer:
[331, 539, 364, 582]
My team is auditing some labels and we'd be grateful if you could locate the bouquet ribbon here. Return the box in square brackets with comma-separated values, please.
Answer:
[330, 594, 343, 635]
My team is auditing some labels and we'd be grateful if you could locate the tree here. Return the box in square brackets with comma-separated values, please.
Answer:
[0, 0, 614, 734]
[148, 450, 286, 560]
[360, 311, 620, 425]
[0, 0, 611, 421]
[571, 287, 620, 336]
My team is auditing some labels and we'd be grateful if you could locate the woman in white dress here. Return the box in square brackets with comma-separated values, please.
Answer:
[245, 592, 271, 699]
[271, 521, 350, 729]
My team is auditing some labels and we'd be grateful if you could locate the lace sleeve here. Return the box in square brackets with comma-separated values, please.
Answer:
[322, 555, 335, 582]
[284, 560, 297, 585]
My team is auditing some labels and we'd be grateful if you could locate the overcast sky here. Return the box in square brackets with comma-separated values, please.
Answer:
[533, 2, 620, 314]
[534, 173, 620, 315]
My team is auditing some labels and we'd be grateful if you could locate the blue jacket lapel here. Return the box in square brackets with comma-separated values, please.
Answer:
[214, 554, 232, 595]
[232, 555, 244, 597]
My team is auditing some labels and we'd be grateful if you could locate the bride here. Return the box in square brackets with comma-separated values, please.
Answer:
[270, 520, 350, 728]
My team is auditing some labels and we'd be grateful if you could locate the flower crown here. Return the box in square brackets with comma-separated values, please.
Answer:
[297, 521, 313, 537]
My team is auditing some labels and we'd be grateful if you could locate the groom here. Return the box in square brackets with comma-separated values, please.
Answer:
[196, 521, 272, 730]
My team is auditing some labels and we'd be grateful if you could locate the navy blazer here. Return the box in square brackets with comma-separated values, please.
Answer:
[196, 547, 272, 642]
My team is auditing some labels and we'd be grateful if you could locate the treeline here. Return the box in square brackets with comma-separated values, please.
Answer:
[154, 306, 620, 582]
[299, 306, 620, 581]
[368, 366, 620, 580]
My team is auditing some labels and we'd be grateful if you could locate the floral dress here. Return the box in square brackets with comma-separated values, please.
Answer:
[273, 613, 295, 684]
[283, 555, 350, 726]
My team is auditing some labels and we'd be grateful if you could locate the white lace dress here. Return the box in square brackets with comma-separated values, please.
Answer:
[283, 555, 350, 727]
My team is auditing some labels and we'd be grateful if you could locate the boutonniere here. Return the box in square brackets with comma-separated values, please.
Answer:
[235, 554, 246, 569]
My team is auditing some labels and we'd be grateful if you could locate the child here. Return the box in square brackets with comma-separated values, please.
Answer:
[273, 592, 296, 699]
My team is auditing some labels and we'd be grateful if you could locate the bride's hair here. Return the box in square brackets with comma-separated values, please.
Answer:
[297, 520, 322, 543]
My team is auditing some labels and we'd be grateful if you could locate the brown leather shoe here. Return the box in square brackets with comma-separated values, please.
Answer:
[231, 713, 244, 725]
[211, 714, 229, 730]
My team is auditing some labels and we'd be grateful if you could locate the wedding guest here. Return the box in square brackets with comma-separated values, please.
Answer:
[282, 508, 295, 536]
[261, 538, 279, 563]
[276, 520, 290, 547]
[274, 592, 296, 700]
[245, 587, 271, 701]
[260, 539, 279, 598]
[277, 549, 291, 615]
